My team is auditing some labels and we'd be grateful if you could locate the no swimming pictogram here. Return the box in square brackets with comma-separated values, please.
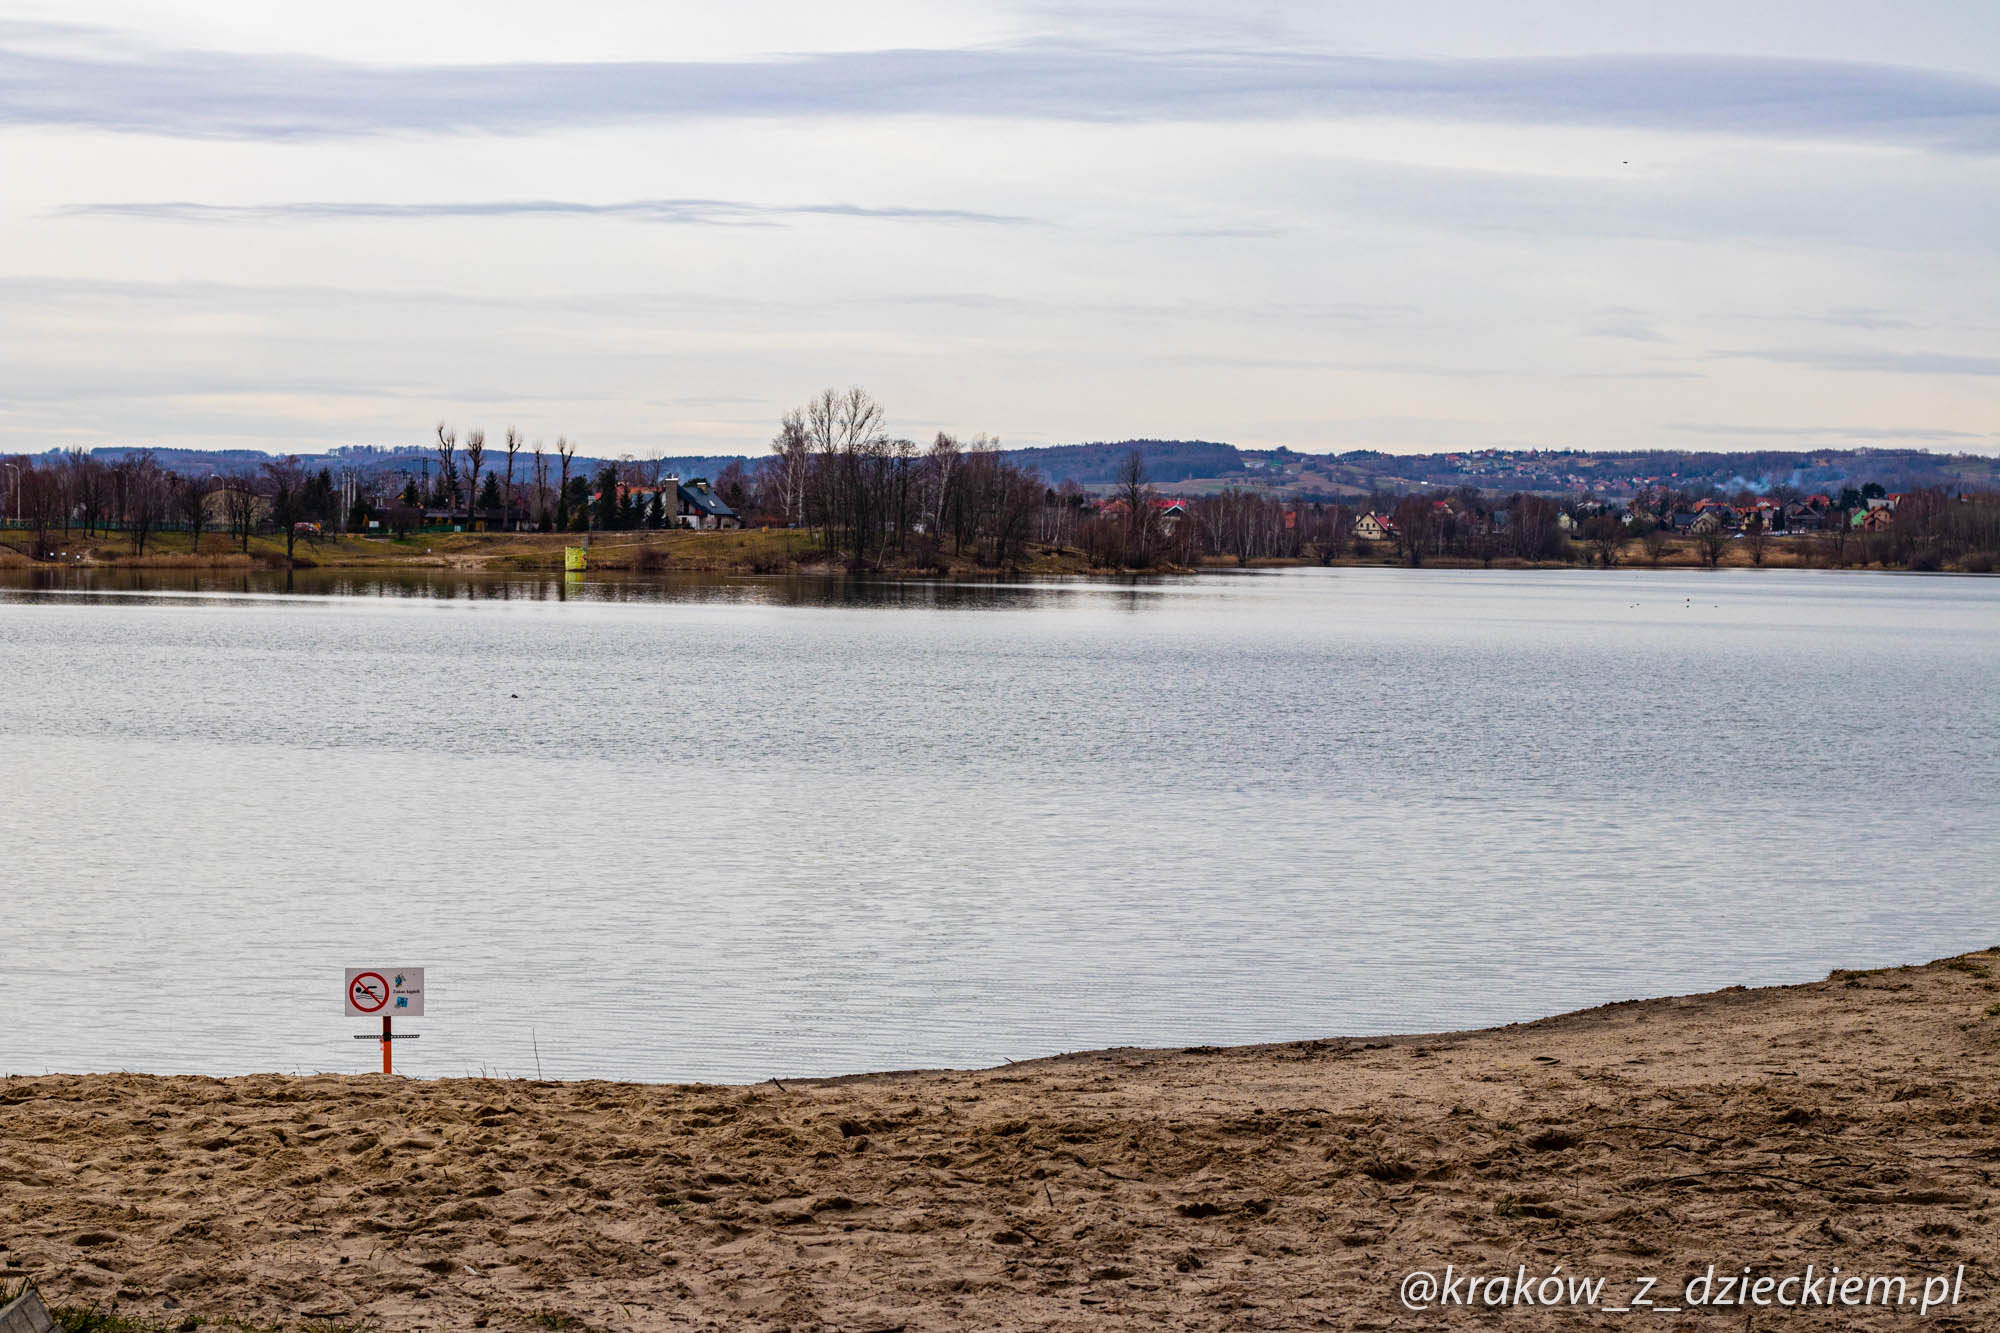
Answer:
[348, 970, 389, 1013]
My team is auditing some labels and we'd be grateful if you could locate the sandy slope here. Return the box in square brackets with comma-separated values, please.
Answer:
[4, 953, 1998, 1331]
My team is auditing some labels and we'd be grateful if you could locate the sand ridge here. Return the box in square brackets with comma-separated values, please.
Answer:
[3, 953, 1998, 1330]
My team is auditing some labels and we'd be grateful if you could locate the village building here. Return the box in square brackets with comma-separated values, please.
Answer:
[1354, 512, 1397, 541]
[675, 477, 743, 530]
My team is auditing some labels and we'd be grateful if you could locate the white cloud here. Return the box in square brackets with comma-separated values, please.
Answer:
[0, 8, 1996, 456]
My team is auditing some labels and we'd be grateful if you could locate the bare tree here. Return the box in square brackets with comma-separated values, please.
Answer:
[531, 441, 550, 530]
[987, 456, 1043, 567]
[19, 461, 63, 557]
[503, 427, 522, 530]
[222, 476, 259, 551]
[1744, 516, 1770, 566]
[1391, 494, 1438, 567]
[67, 449, 104, 536]
[1116, 449, 1158, 567]
[462, 429, 487, 527]
[1641, 526, 1671, 565]
[119, 453, 167, 556]
[434, 423, 459, 515]
[263, 456, 309, 564]
[556, 437, 576, 528]
[1583, 516, 1624, 568]
[176, 473, 210, 553]
[770, 410, 810, 527]
[925, 431, 960, 537]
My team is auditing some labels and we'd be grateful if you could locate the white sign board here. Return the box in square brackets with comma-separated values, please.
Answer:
[345, 967, 425, 1017]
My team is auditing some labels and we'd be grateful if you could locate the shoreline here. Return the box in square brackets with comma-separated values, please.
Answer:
[4, 525, 1987, 578]
[5, 951, 1996, 1330]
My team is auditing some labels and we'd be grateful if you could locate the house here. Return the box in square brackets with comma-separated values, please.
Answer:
[676, 477, 742, 530]
[1095, 496, 1186, 530]
[1688, 510, 1725, 535]
[1783, 502, 1823, 531]
[201, 488, 269, 526]
[1354, 512, 1397, 541]
[1733, 504, 1776, 530]
[1856, 506, 1895, 532]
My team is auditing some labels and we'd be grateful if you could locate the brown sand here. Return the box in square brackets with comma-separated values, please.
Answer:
[4, 953, 1997, 1330]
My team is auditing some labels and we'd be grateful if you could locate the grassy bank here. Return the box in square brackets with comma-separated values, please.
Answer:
[0, 528, 1132, 578]
[4, 527, 1981, 578]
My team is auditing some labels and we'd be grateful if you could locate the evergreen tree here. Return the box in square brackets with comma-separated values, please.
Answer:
[302, 468, 337, 522]
[594, 465, 621, 530]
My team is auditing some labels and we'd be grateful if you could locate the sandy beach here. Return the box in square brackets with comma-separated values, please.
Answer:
[4, 951, 1996, 1331]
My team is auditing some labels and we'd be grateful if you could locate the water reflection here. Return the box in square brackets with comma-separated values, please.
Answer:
[0, 565, 1181, 609]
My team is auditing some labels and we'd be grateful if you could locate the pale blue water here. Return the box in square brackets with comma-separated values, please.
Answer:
[1, 567, 1994, 1081]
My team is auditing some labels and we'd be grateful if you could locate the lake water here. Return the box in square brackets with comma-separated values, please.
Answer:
[2, 566, 1995, 1083]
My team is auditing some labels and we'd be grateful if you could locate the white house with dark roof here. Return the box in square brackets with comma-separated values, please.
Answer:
[675, 477, 742, 530]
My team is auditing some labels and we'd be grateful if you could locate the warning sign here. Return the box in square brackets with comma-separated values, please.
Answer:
[345, 967, 424, 1017]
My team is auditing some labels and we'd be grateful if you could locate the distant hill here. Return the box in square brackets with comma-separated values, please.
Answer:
[1007, 442, 2000, 498]
[997, 440, 1241, 486]
[58, 445, 748, 483]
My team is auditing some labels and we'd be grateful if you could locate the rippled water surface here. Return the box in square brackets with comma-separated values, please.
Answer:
[2, 566, 1995, 1081]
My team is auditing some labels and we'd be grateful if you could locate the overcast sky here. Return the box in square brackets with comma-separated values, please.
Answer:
[2, 1, 1996, 458]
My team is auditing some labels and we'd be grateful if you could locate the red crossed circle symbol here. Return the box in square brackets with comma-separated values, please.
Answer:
[349, 971, 390, 1013]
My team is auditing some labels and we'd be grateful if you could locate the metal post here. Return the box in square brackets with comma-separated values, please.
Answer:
[382, 1015, 393, 1075]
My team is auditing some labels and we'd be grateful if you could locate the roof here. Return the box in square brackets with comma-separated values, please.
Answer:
[677, 480, 738, 519]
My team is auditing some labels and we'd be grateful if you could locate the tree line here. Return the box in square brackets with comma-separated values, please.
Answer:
[751, 388, 1048, 568]
[8, 400, 1999, 573]
[0, 448, 297, 559]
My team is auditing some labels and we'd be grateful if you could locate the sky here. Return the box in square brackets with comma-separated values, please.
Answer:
[1, 1, 1996, 459]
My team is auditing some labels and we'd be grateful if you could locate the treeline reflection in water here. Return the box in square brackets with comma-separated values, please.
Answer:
[0, 565, 1185, 610]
